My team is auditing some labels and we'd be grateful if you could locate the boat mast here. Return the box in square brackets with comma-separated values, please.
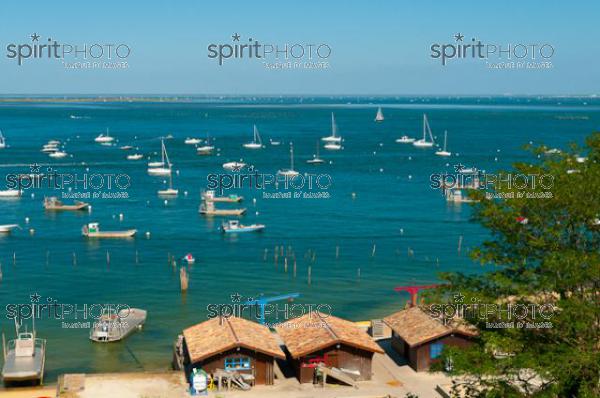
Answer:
[290, 142, 295, 170]
[422, 114, 427, 141]
[443, 130, 447, 151]
[331, 113, 337, 138]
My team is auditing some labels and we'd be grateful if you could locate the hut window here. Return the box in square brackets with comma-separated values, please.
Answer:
[430, 342, 444, 359]
[225, 357, 251, 370]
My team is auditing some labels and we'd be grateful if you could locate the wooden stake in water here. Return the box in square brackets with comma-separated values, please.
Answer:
[106, 251, 110, 266]
[46, 250, 49, 266]
[284, 257, 288, 273]
[72, 252, 77, 267]
[293, 259, 297, 278]
[180, 267, 189, 291]
[335, 246, 340, 259]
[458, 235, 463, 254]
[371, 244, 377, 257]
[263, 248, 268, 261]
[307, 266, 312, 285]
[135, 250, 139, 264]
[357, 268, 361, 280]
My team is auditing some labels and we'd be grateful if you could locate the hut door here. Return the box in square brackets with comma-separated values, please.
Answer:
[326, 352, 338, 368]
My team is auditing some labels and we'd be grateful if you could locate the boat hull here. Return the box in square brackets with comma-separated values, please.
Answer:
[83, 229, 137, 238]
[222, 225, 265, 233]
[90, 308, 147, 343]
[1, 341, 45, 385]
[200, 209, 246, 216]
[44, 202, 89, 211]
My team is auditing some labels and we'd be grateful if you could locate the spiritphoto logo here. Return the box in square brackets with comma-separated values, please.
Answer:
[207, 292, 332, 328]
[429, 293, 556, 330]
[429, 164, 554, 199]
[5, 33, 131, 69]
[206, 165, 332, 199]
[4, 163, 131, 199]
[5, 292, 132, 326]
[207, 33, 331, 69]
[430, 33, 554, 69]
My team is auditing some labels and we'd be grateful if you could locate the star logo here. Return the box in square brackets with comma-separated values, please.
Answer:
[230, 293, 242, 303]
[454, 32, 464, 42]
[232, 33, 241, 42]
[453, 163, 465, 172]
[30, 163, 41, 173]
[31, 33, 40, 42]
[232, 164, 243, 172]
[453, 292, 465, 303]
[30, 292, 41, 303]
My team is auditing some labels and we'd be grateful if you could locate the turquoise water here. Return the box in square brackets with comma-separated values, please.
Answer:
[0, 96, 597, 381]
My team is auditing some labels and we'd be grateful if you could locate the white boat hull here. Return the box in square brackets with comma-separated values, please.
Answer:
[243, 143, 262, 149]
[413, 140, 433, 148]
[148, 168, 171, 176]
[0, 190, 22, 197]
[324, 143, 341, 150]
[321, 136, 342, 143]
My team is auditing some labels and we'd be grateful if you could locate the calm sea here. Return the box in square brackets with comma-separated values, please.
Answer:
[0, 96, 597, 380]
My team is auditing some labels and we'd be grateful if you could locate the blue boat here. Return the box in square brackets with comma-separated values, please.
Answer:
[221, 220, 265, 234]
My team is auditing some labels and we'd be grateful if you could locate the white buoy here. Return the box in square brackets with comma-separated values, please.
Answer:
[31, 193, 35, 199]
[176, 170, 180, 176]
[25, 217, 29, 224]
[351, 192, 356, 199]
[494, 157, 498, 162]
[164, 199, 168, 206]
[400, 228, 404, 235]
[119, 213, 124, 221]
[408, 175, 412, 180]
[29, 228, 35, 235]
[145, 231, 151, 238]
[408, 156, 412, 160]
[256, 211, 259, 215]
[252, 198, 257, 205]
[184, 191, 188, 196]
[379, 168, 384, 173]
[88, 205, 92, 213]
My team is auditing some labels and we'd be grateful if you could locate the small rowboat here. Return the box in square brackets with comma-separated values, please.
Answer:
[221, 220, 265, 233]
[183, 253, 195, 264]
[82, 223, 136, 238]
[90, 308, 147, 343]
[44, 197, 89, 211]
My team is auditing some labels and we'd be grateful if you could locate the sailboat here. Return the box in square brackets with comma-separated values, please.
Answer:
[0, 130, 6, 149]
[322, 113, 342, 143]
[197, 133, 215, 155]
[184, 137, 202, 145]
[158, 171, 178, 196]
[94, 128, 114, 143]
[307, 140, 325, 164]
[374, 107, 384, 122]
[278, 142, 300, 177]
[435, 130, 452, 157]
[148, 139, 172, 176]
[396, 135, 415, 144]
[222, 160, 247, 171]
[413, 114, 435, 148]
[243, 125, 263, 149]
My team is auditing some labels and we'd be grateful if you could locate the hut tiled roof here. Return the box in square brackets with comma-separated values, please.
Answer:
[275, 313, 384, 358]
[183, 317, 285, 363]
[383, 306, 477, 347]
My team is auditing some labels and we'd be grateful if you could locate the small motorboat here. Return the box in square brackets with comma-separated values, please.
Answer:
[120, 145, 134, 150]
[49, 151, 68, 158]
[183, 253, 195, 264]
[197, 145, 215, 155]
[94, 129, 114, 143]
[221, 220, 265, 234]
[395, 136, 415, 144]
[202, 190, 243, 203]
[269, 138, 281, 146]
[0, 189, 22, 198]
[90, 308, 147, 342]
[324, 142, 341, 151]
[41, 144, 59, 153]
[158, 188, 178, 196]
[0, 130, 6, 149]
[44, 197, 89, 211]
[200, 201, 246, 216]
[243, 125, 263, 149]
[222, 161, 246, 171]
[82, 223, 136, 238]
[2, 320, 46, 385]
[127, 153, 143, 160]
[47, 140, 61, 145]
[184, 137, 202, 145]
[0, 224, 20, 234]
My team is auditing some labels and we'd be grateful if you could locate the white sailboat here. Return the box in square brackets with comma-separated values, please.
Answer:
[126, 153, 143, 160]
[94, 128, 114, 143]
[307, 140, 325, 164]
[0, 130, 6, 149]
[278, 142, 300, 177]
[222, 161, 247, 171]
[158, 172, 178, 196]
[49, 151, 68, 158]
[413, 114, 435, 148]
[435, 130, 452, 157]
[184, 137, 202, 145]
[243, 125, 263, 149]
[197, 133, 215, 155]
[148, 139, 172, 176]
[322, 113, 342, 143]
[375, 107, 384, 122]
[396, 135, 415, 144]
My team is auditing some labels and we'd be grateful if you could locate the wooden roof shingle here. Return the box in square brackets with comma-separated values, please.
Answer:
[183, 317, 285, 363]
[275, 313, 384, 358]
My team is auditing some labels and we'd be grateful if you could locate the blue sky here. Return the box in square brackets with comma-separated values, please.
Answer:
[0, 0, 598, 95]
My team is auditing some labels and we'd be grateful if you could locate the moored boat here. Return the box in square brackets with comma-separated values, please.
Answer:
[90, 308, 147, 343]
[278, 142, 300, 176]
[0, 130, 6, 149]
[222, 161, 246, 171]
[148, 139, 172, 176]
[435, 130, 452, 157]
[374, 107, 384, 122]
[127, 153, 143, 160]
[199, 201, 246, 216]
[221, 220, 265, 233]
[202, 190, 243, 203]
[0, 224, 20, 233]
[1, 320, 46, 385]
[49, 151, 68, 158]
[0, 189, 22, 198]
[44, 197, 89, 211]
[82, 222, 136, 238]
[322, 113, 342, 143]
[307, 140, 325, 164]
[184, 137, 202, 145]
[94, 128, 114, 143]
[396, 135, 415, 144]
[413, 114, 435, 148]
[243, 125, 263, 149]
